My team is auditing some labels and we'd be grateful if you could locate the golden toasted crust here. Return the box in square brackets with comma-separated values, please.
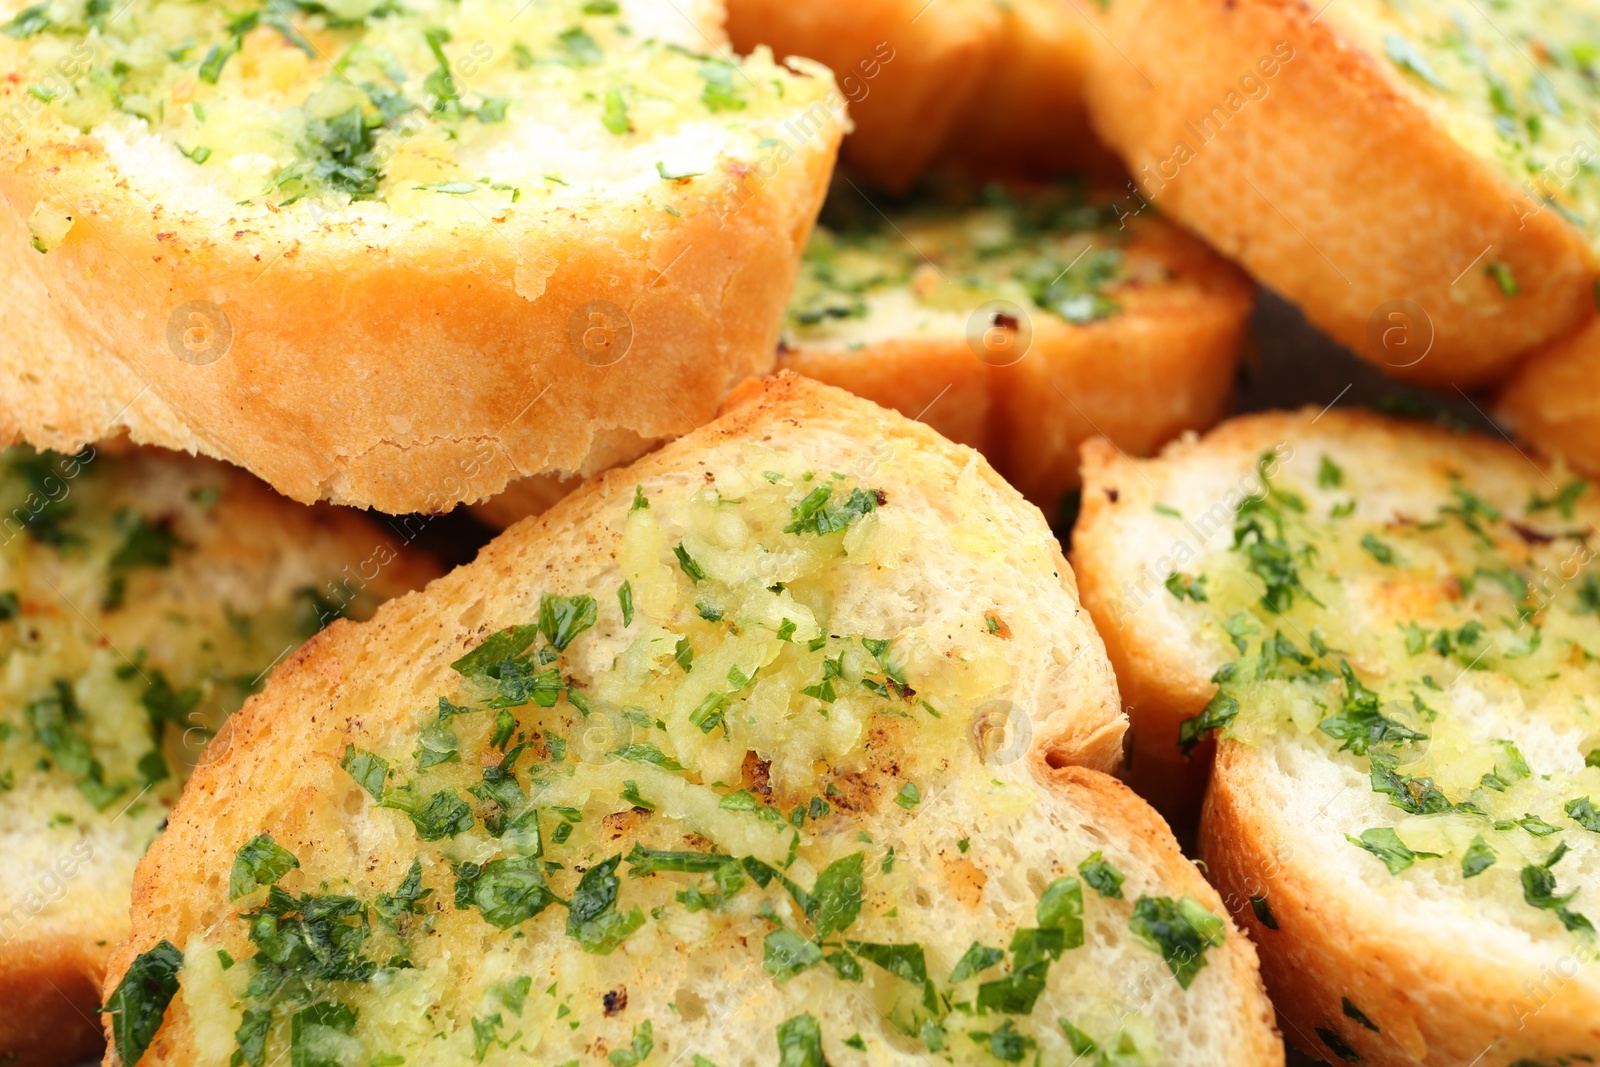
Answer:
[988, 219, 1252, 510]
[1045, 764, 1284, 1066]
[1202, 741, 1600, 1067]
[775, 341, 992, 453]
[773, 214, 1252, 517]
[728, 0, 1110, 192]
[0, 61, 838, 513]
[1496, 314, 1600, 479]
[936, 0, 1119, 180]
[1077, 0, 1595, 388]
[727, 0, 994, 191]
[0, 451, 441, 1067]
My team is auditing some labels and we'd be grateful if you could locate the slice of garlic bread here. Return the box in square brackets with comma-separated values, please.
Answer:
[0, 0, 841, 513]
[775, 180, 1252, 515]
[935, 0, 1116, 181]
[1497, 314, 1600, 481]
[727, 0, 1109, 192]
[1077, 0, 1600, 388]
[105, 376, 1282, 1067]
[0, 446, 439, 1067]
[1074, 409, 1600, 1065]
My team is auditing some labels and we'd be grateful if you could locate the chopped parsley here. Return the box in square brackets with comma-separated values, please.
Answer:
[1346, 826, 1438, 875]
[105, 941, 184, 1067]
[1462, 835, 1497, 878]
[784, 484, 882, 536]
[1077, 852, 1125, 899]
[1164, 572, 1208, 602]
[1521, 842, 1593, 933]
[775, 1014, 824, 1067]
[229, 833, 301, 900]
[1127, 895, 1225, 988]
[1249, 895, 1279, 930]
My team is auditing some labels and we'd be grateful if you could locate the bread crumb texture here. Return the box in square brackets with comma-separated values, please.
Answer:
[0, 444, 436, 1066]
[107, 380, 1282, 1067]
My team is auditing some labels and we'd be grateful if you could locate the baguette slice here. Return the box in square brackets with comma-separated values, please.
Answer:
[775, 179, 1252, 516]
[0, 445, 439, 1067]
[1073, 409, 1600, 1065]
[105, 375, 1282, 1067]
[1496, 313, 1600, 481]
[727, 0, 1110, 192]
[1076, 0, 1599, 388]
[0, 0, 841, 513]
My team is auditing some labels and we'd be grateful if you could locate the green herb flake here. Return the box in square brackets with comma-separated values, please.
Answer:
[612, 742, 683, 771]
[539, 593, 598, 652]
[1177, 689, 1239, 755]
[609, 1020, 653, 1067]
[1487, 261, 1520, 297]
[105, 940, 184, 1067]
[229, 834, 301, 900]
[949, 942, 1006, 983]
[1462, 834, 1497, 879]
[775, 1014, 825, 1067]
[674, 544, 707, 582]
[602, 88, 631, 135]
[1359, 531, 1397, 565]
[1165, 572, 1208, 603]
[1566, 796, 1600, 833]
[968, 1020, 1034, 1063]
[1346, 826, 1438, 875]
[1128, 895, 1226, 988]
[1078, 851, 1125, 899]
[1317, 1027, 1362, 1065]
[784, 483, 882, 536]
[1384, 31, 1449, 91]
[763, 928, 823, 983]
[1520, 842, 1593, 933]
[1343, 997, 1380, 1033]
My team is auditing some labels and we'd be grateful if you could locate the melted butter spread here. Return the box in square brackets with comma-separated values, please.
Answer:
[173, 450, 1209, 1067]
[1333, 0, 1600, 253]
[1170, 449, 1600, 945]
[4, 0, 824, 210]
[783, 182, 1157, 350]
[0, 448, 369, 889]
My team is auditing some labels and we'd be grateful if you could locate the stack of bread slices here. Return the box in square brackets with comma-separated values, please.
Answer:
[1, 1, 1597, 1066]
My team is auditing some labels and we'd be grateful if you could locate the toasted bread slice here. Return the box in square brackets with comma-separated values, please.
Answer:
[774, 179, 1252, 515]
[1074, 409, 1600, 1064]
[727, 0, 1109, 192]
[0, 446, 439, 1067]
[0, 0, 841, 513]
[1076, 0, 1600, 388]
[105, 376, 1282, 1067]
[935, 0, 1117, 181]
[1496, 313, 1600, 481]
